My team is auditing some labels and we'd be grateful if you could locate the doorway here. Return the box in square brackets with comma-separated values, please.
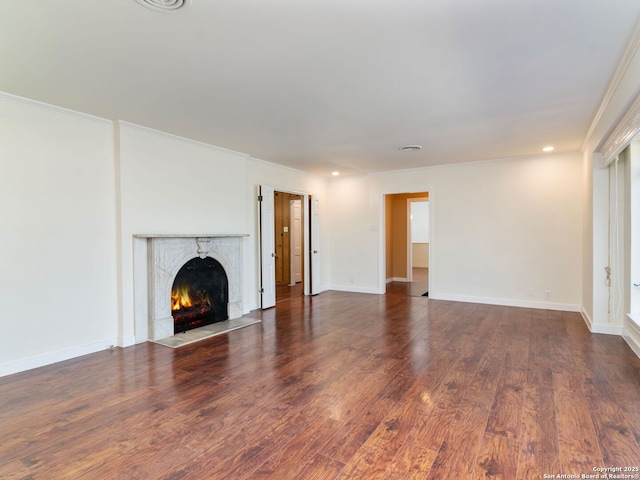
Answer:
[274, 191, 304, 302]
[384, 192, 430, 297]
[259, 186, 320, 309]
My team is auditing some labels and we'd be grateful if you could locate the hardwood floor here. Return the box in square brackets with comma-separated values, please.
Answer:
[386, 268, 429, 297]
[276, 282, 304, 303]
[1, 291, 640, 479]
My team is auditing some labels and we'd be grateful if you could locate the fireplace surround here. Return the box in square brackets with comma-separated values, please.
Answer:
[135, 234, 247, 341]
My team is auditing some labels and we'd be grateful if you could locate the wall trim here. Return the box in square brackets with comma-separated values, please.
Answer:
[623, 314, 640, 358]
[582, 17, 640, 153]
[623, 334, 640, 358]
[597, 89, 640, 167]
[119, 335, 136, 348]
[247, 155, 328, 180]
[117, 120, 250, 158]
[589, 323, 624, 335]
[428, 292, 581, 312]
[0, 338, 119, 378]
[0, 90, 112, 125]
[581, 308, 593, 330]
[328, 285, 381, 295]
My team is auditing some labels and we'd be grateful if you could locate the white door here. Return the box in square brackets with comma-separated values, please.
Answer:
[310, 196, 321, 295]
[259, 185, 276, 308]
[290, 199, 303, 284]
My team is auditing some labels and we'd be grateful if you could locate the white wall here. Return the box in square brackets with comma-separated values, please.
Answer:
[328, 153, 583, 310]
[326, 176, 379, 293]
[0, 94, 119, 376]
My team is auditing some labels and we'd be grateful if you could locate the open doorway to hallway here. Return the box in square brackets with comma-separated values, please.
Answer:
[274, 190, 304, 302]
[384, 192, 430, 297]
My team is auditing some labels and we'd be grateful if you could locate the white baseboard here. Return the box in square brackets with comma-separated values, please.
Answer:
[0, 337, 120, 378]
[623, 314, 640, 358]
[328, 284, 381, 295]
[119, 335, 136, 347]
[581, 308, 593, 331]
[623, 333, 640, 358]
[581, 308, 626, 336]
[588, 323, 624, 335]
[427, 292, 581, 312]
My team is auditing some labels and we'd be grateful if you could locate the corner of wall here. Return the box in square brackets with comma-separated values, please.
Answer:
[581, 308, 593, 331]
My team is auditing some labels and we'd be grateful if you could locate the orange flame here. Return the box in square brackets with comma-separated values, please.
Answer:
[171, 285, 192, 311]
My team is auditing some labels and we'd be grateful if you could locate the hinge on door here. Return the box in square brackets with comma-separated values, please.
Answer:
[260, 288, 264, 293]
[258, 195, 263, 202]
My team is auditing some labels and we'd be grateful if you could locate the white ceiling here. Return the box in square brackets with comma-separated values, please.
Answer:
[1, 0, 639, 176]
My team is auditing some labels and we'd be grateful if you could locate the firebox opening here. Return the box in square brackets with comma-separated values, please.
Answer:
[171, 256, 228, 334]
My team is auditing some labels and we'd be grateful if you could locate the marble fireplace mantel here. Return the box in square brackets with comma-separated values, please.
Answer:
[133, 234, 248, 341]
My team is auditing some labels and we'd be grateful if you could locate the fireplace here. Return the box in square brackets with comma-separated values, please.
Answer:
[137, 234, 246, 341]
[171, 256, 228, 333]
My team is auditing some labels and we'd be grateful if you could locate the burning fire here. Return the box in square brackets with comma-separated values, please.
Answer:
[171, 285, 193, 311]
[171, 284, 212, 312]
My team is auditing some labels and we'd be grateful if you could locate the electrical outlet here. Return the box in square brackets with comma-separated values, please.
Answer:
[545, 290, 552, 300]
[528, 288, 534, 297]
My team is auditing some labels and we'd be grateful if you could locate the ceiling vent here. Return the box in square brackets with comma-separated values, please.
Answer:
[135, 0, 189, 12]
[399, 145, 422, 151]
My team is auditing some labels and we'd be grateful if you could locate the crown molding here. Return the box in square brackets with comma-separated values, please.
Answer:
[0, 91, 112, 125]
[582, 18, 640, 153]
[116, 120, 250, 158]
[246, 155, 328, 180]
[597, 89, 640, 167]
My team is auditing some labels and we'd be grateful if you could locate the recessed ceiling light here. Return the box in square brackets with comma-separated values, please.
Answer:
[542, 146, 554, 152]
[331, 171, 340, 176]
[399, 145, 422, 151]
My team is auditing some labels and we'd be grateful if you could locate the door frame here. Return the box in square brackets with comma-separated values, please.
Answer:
[259, 185, 312, 308]
[379, 188, 433, 294]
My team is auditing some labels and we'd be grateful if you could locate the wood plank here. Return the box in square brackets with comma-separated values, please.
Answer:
[472, 432, 519, 480]
[246, 416, 344, 479]
[485, 367, 526, 440]
[294, 454, 346, 480]
[424, 399, 492, 479]
[333, 399, 427, 479]
[381, 442, 437, 479]
[516, 387, 561, 480]
[553, 373, 602, 462]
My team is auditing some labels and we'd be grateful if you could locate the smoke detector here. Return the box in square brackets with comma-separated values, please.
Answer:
[399, 145, 422, 151]
[135, 0, 190, 12]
